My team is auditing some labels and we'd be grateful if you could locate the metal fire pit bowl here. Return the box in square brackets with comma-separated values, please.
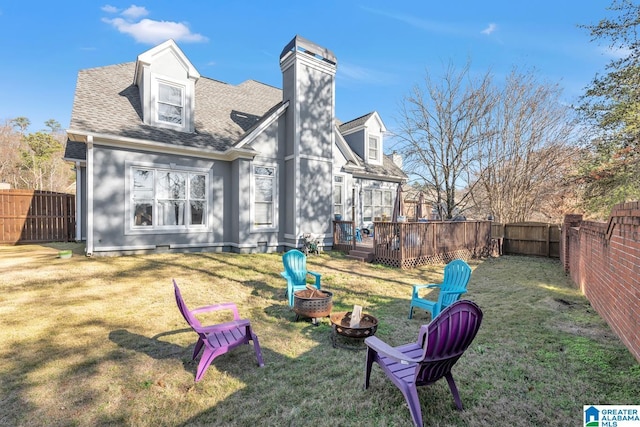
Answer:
[293, 289, 333, 325]
[330, 311, 378, 349]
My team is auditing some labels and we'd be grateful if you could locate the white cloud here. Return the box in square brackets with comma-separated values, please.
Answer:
[362, 6, 462, 35]
[338, 62, 398, 86]
[121, 5, 148, 20]
[101, 5, 119, 14]
[481, 23, 497, 35]
[601, 45, 631, 59]
[102, 5, 207, 44]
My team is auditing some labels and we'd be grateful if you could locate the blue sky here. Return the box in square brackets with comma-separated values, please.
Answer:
[0, 1, 619, 137]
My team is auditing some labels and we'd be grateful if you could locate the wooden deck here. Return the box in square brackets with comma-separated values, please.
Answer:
[333, 220, 492, 269]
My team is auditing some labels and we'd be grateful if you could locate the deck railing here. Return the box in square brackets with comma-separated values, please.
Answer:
[332, 220, 357, 252]
[334, 220, 492, 269]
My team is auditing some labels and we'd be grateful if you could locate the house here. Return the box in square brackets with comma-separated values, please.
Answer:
[63, 36, 406, 256]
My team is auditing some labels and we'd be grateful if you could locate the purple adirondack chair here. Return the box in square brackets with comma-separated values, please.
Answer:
[173, 280, 264, 382]
[364, 300, 483, 427]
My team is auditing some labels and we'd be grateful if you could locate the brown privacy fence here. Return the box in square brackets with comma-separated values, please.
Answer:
[561, 203, 640, 363]
[334, 220, 559, 268]
[0, 190, 76, 244]
[491, 222, 561, 258]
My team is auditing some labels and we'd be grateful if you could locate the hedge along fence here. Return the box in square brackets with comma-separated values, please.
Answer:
[561, 202, 640, 363]
[0, 189, 76, 244]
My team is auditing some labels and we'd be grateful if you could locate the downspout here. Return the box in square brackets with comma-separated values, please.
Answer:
[75, 161, 82, 242]
[86, 136, 94, 256]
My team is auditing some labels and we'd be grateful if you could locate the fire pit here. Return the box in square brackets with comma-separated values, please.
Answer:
[330, 311, 378, 349]
[293, 288, 333, 325]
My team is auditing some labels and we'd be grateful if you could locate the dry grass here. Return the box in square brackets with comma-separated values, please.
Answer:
[0, 244, 637, 426]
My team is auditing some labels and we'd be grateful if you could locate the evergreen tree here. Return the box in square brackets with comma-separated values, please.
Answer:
[577, 0, 640, 218]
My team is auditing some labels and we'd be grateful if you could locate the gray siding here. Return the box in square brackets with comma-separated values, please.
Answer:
[90, 144, 226, 253]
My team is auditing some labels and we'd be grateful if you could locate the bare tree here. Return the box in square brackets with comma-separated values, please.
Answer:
[395, 64, 579, 223]
[395, 61, 494, 219]
[469, 68, 579, 223]
[0, 120, 25, 187]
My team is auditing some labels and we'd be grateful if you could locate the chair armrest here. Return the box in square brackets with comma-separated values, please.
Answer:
[412, 283, 440, 298]
[308, 271, 322, 288]
[364, 336, 423, 365]
[191, 302, 241, 320]
[195, 319, 251, 334]
[413, 284, 440, 290]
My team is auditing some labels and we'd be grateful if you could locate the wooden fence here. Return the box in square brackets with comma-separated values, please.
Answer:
[0, 190, 76, 244]
[491, 222, 561, 258]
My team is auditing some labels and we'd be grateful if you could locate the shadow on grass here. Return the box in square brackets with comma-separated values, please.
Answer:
[109, 328, 192, 365]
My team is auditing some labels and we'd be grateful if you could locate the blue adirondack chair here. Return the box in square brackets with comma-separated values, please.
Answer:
[280, 249, 321, 306]
[408, 259, 471, 320]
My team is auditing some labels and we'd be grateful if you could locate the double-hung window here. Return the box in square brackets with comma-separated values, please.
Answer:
[253, 165, 276, 228]
[132, 166, 207, 230]
[157, 82, 184, 126]
[368, 136, 379, 162]
[333, 175, 344, 216]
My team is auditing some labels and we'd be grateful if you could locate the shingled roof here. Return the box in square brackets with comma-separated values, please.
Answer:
[67, 62, 282, 153]
[338, 112, 375, 133]
[64, 56, 406, 182]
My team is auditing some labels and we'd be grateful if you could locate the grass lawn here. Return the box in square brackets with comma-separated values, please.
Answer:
[0, 243, 638, 426]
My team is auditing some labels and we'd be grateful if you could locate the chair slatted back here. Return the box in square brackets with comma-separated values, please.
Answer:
[416, 300, 483, 385]
[283, 249, 308, 285]
[439, 260, 472, 307]
[173, 280, 203, 330]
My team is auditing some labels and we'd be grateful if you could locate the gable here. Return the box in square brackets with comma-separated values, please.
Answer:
[339, 111, 387, 166]
[134, 40, 200, 133]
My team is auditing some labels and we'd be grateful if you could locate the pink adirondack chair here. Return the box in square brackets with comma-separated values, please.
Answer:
[173, 280, 264, 382]
[364, 300, 483, 427]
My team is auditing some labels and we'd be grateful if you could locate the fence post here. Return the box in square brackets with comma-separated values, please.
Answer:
[546, 224, 550, 257]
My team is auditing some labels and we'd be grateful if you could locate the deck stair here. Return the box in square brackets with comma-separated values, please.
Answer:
[346, 249, 374, 263]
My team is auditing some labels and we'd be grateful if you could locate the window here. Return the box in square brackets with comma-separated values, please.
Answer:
[368, 136, 379, 162]
[363, 188, 393, 222]
[333, 175, 344, 216]
[157, 82, 184, 126]
[132, 167, 207, 230]
[253, 165, 276, 228]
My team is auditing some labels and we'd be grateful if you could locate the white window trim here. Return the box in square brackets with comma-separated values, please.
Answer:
[152, 75, 187, 131]
[333, 173, 346, 218]
[367, 134, 381, 164]
[124, 161, 213, 235]
[250, 163, 279, 232]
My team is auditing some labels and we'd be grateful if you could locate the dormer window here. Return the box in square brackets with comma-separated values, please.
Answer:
[368, 136, 380, 162]
[157, 82, 185, 126]
[134, 40, 200, 133]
